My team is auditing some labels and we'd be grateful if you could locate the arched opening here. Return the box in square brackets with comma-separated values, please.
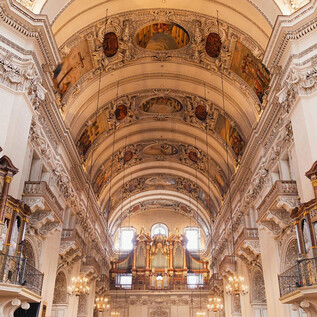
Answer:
[52, 271, 68, 317]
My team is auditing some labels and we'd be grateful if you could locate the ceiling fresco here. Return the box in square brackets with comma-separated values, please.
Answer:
[92, 141, 228, 200]
[105, 174, 217, 225]
[141, 97, 183, 114]
[53, 9, 268, 110]
[135, 22, 190, 51]
[49, 8, 271, 230]
[109, 198, 208, 235]
[230, 41, 270, 103]
[76, 91, 245, 159]
[53, 39, 93, 98]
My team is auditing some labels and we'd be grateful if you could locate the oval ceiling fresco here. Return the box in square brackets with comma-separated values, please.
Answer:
[103, 32, 119, 57]
[143, 143, 179, 156]
[135, 23, 190, 50]
[205, 33, 222, 58]
[141, 97, 183, 114]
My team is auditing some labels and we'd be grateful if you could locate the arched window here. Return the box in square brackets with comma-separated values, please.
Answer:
[151, 223, 168, 237]
[119, 227, 135, 251]
[184, 227, 200, 250]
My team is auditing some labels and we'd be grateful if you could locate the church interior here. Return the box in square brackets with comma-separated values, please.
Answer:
[0, 0, 317, 316]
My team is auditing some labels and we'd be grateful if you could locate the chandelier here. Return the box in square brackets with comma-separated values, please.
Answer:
[111, 312, 120, 316]
[95, 296, 110, 312]
[68, 276, 90, 296]
[225, 274, 248, 296]
[207, 296, 224, 312]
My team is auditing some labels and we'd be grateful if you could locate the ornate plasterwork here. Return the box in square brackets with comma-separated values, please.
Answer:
[58, 9, 264, 111]
[78, 90, 245, 162]
[93, 140, 228, 202]
[0, 0, 59, 65]
[0, 47, 46, 109]
[277, 66, 317, 114]
[251, 269, 266, 303]
[150, 306, 169, 317]
[53, 271, 68, 304]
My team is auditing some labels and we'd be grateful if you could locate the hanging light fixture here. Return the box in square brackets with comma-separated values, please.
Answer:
[95, 296, 110, 312]
[68, 276, 90, 296]
[225, 275, 248, 296]
[207, 295, 224, 312]
[216, 11, 248, 297]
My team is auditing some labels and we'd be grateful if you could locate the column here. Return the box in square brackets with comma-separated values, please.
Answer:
[40, 230, 63, 316]
[258, 228, 290, 317]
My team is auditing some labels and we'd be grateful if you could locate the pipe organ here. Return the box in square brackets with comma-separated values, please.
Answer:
[110, 229, 209, 290]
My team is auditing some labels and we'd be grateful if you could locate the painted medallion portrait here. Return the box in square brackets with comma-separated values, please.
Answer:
[205, 33, 222, 58]
[53, 39, 93, 97]
[230, 41, 270, 103]
[141, 97, 183, 114]
[115, 104, 128, 120]
[135, 23, 190, 50]
[103, 32, 119, 58]
[195, 105, 207, 121]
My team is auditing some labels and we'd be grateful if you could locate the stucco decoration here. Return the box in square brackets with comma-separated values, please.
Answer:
[53, 271, 68, 304]
[251, 269, 266, 303]
[22, 239, 36, 268]
[76, 90, 245, 161]
[283, 239, 299, 271]
[108, 174, 215, 216]
[92, 140, 228, 200]
[78, 295, 87, 316]
[58, 9, 265, 113]
[150, 306, 169, 317]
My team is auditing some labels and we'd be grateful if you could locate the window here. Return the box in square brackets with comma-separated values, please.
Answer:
[151, 223, 168, 237]
[184, 227, 200, 250]
[116, 274, 132, 289]
[187, 273, 203, 289]
[119, 227, 135, 251]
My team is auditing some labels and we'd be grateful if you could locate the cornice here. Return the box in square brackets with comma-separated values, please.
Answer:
[263, 0, 317, 67]
[0, 0, 60, 65]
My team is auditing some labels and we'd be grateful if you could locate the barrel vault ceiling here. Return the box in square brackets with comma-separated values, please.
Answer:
[32, 0, 302, 239]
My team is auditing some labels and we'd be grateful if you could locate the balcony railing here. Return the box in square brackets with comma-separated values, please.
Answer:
[24, 181, 63, 221]
[258, 180, 298, 220]
[61, 228, 86, 251]
[0, 254, 43, 295]
[234, 228, 259, 249]
[278, 257, 317, 297]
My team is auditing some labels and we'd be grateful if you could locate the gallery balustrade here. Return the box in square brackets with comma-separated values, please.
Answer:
[0, 253, 43, 295]
[278, 257, 317, 297]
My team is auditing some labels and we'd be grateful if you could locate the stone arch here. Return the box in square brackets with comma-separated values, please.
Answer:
[53, 271, 68, 304]
[281, 237, 299, 272]
[251, 268, 266, 303]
